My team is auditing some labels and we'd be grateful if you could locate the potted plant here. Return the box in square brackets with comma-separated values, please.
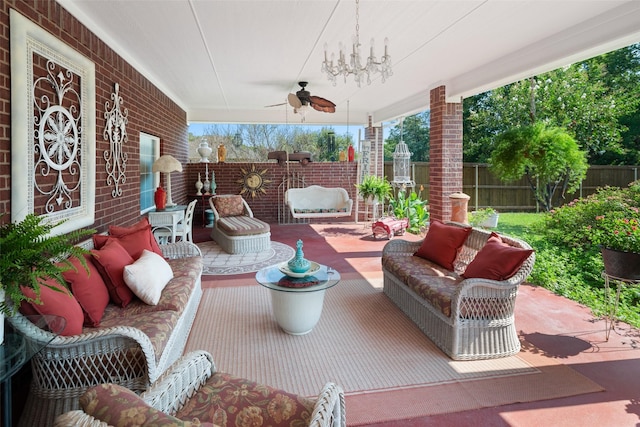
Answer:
[355, 175, 392, 203]
[469, 207, 499, 228]
[588, 212, 640, 280]
[0, 214, 94, 342]
[356, 175, 392, 221]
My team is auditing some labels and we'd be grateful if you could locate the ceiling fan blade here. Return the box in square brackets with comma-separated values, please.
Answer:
[288, 93, 302, 109]
[309, 96, 336, 113]
[264, 102, 287, 108]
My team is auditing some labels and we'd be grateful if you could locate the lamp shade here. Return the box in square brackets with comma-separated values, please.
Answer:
[152, 155, 183, 173]
[152, 155, 182, 207]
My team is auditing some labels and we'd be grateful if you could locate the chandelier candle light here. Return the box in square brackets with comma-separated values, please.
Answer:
[322, 0, 392, 87]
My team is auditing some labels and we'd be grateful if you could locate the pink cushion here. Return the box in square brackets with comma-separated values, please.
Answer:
[213, 196, 245, 217]
[80, 384, 214, 427]
[109, 218, 163, 256]
[414, 220, 472, 270]
[463, 233, 534, 280]
[61, 254, 110, 327]
[19, 278, 84, 336]
[91, 239, 135, 307]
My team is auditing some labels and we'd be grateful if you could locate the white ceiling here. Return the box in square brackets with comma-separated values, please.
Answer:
[57, 0, 640, 126]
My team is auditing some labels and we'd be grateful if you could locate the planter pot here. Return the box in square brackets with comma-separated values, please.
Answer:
[478, 213, 499, 228]
[601, 247, 640, 280]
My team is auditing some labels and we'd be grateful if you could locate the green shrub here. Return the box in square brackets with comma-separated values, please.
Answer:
[388, 189, 429, 234]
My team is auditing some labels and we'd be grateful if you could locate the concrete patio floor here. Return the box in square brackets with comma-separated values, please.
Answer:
[194, 221, 640, 427]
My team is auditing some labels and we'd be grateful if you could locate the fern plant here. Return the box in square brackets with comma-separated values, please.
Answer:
[0, 214, 95, 316]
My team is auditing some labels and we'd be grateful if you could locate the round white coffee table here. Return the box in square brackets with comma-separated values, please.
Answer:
[255, 264, 340, 335]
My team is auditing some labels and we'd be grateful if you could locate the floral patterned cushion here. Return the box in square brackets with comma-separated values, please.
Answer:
[175, 372, 316, 427]
[88, 309, 179, 363]
[80, 383, 216, 426]
[213, 196, 244, 217]
[382, 253, 462, 317]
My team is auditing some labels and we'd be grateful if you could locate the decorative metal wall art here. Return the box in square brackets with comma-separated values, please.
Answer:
[10, 9, 96, 234]
[104, 83, 128, 197]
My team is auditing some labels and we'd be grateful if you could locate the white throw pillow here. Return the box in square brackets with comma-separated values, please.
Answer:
[123, 250, 173, 305]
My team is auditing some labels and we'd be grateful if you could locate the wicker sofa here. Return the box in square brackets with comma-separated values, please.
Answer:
[8, 231, 203, 427]
[285, 185, 353, 219]
[382, 221, 535, 361]
[54, 350, 346, 427]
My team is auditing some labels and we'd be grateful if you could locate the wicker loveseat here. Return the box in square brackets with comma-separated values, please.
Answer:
[382, 220, 535, 361]
[8, 223, 203, 427]
[54, 351, 346, 427]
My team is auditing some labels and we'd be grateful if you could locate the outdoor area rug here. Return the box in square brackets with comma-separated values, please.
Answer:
[185, 279, 604, 425]
[196, 240, 294, 275]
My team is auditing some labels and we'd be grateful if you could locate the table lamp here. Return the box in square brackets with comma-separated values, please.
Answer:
[152, 155, 182, 207]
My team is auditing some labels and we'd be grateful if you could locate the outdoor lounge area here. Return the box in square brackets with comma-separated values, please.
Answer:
[7, 221, 639, 426]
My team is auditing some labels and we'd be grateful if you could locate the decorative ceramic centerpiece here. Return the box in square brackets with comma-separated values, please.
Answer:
[288, 239, 311, 273]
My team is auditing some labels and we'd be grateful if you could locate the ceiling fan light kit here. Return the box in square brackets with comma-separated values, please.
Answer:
[321, 0, 392, 87]
[267, 82, 336, 122]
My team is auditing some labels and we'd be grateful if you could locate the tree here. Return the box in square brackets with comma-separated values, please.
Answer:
[463, 44, 640, 164]
[384, 112, 430, 161]
[490, 123, 588, 211]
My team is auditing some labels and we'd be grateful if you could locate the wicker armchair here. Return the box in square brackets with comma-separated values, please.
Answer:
[54, 350, 346, 427]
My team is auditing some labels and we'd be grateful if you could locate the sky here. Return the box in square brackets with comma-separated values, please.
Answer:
[187, 123, 391, 139]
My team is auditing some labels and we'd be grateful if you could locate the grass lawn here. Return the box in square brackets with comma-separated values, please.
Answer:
[492, 212, 640, 330]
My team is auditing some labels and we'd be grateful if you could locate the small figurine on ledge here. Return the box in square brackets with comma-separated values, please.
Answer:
[218, 143, 226, 163]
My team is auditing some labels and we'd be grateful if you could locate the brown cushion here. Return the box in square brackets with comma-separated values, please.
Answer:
[463, 233, 533, 280]
[61, 254, 110, 327]
[80, 383, 215, 426]
[91, 239, 136, 307]
[414, 220, 472, 270]
[217, 216, 270, 236]
[213, 196, 245, 217]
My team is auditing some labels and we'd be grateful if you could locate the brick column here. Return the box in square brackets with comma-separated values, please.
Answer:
[429, 86, 463, 222]
[364, 115, 384, 178]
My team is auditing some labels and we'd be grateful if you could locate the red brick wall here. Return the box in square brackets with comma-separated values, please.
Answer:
[185, 161, 359, 223]
[0, 1, 188, 231]
[429, 86, 463, 222]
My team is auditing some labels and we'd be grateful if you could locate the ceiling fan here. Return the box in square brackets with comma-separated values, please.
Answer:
[266, 82, 336, 117]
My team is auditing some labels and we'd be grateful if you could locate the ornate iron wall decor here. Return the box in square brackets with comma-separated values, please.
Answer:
[104, 83, 128, 197]
[10, 10, 96, 234]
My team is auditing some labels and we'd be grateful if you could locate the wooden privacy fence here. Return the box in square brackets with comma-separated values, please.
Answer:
[383, 162, 640, 212]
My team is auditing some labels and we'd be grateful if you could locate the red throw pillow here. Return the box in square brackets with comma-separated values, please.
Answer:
[463, 233, 534, 280]
[19, 277, 84, 336]
[109, 218, 163, 256]
[414, 220, 472, 270]
[61, 254, 110, 327]
[91, 239, 135, 307]
[93, 228, 156, 260]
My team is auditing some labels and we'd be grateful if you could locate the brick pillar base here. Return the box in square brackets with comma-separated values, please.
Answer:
[429, 86, 463, 222]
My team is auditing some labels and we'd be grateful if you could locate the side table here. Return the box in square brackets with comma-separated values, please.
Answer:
[188, 194, 215, 227]
[1, 315, 64, 427]
[602, 272, 640, 340]
[256, 264, 340, 335]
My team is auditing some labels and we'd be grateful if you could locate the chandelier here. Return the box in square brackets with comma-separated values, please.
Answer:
[321, 0, 392, 87]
